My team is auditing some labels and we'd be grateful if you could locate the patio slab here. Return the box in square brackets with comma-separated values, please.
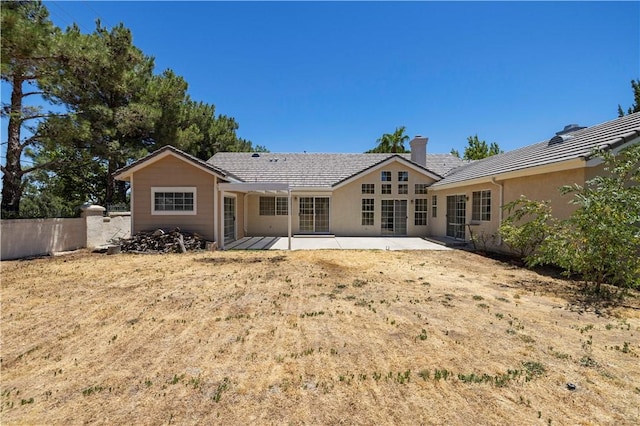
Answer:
[262, 236, 451, 251]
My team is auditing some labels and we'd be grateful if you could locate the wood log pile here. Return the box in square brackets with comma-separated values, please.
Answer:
[117, 228, 209, 253]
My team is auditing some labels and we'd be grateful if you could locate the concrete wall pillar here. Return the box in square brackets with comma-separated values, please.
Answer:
[81, 204, 107, 249]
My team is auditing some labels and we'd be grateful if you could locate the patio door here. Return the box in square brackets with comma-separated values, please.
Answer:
[223, 196, 236, 243]
[446, 195, 466, 239]
[299, 197, 330, 233]
[381, 200, 407, 236]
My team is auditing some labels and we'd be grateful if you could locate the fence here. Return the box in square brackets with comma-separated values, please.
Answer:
[1, 205, 130, 261]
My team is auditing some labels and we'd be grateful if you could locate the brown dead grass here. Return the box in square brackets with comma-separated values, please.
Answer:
[1, 249, 639, 425]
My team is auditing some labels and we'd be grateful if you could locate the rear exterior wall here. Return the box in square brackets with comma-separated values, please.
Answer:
[131, 156, 217, 241]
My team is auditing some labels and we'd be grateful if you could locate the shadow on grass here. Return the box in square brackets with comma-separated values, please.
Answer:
[470, 249, 640, 315]
[194, 254, 287, 265]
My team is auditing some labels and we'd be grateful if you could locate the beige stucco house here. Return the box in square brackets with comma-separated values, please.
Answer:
[114, 112, 640, 250]
[428, 112, 640, 250]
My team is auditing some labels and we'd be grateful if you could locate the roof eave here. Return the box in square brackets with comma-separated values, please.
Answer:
[430, 157, 587, 191]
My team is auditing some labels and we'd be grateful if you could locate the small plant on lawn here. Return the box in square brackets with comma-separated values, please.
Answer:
[418, 369, 430, 380]
[82, 385, 105, 396]
[434, 369, 450, 381]
[416, 329, 428, 341]
[212, 377, 230, 403]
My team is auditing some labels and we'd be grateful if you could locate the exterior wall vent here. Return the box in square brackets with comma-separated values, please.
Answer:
[548, 134, 574, 145]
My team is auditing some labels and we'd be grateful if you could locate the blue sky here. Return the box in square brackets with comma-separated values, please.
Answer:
[19, 1, 640, 155]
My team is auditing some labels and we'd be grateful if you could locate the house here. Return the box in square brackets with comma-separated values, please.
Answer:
[114, 112, 640, 250]
[427, 112, 640, 250]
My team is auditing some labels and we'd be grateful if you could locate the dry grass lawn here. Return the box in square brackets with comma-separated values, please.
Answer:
[1, 249, 640, 425]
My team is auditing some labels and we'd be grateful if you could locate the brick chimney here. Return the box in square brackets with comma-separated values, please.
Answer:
[410, 136, 428, 167]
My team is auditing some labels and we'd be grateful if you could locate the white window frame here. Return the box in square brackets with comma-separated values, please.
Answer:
[472, 190, 492, 221]
[260, 196, 288, 216]
[415, 198, 428, 226]
[361, 183, 375, 194]
[151, 187, 197, 215]
[431, 195, 437, 218]
[415, 183, 428, 195]
[362, 198, 375, 226]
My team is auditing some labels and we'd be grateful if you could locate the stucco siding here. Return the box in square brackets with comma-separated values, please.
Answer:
[428, 182, 501, 242]
[502, 168, 586, 221]
[245, 194, 291, 236]
[131, 156, 216, 241]
[428, 167, 589, 248]
[331, 162, 436, 236]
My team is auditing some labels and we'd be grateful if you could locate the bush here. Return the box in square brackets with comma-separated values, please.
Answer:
[501, 143, 640, 292]
[499, 197, 554, 261]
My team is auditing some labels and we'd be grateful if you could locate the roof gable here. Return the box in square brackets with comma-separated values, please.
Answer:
[113, 145, 229, 181]
[332, 155, 441, 189]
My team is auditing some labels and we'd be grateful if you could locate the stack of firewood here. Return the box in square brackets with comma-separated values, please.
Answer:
[118, 228, 208, 253]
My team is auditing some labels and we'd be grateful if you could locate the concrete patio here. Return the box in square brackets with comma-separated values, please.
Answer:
[224, 236, 451, 251]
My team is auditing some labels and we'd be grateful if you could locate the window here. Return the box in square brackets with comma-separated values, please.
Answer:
[362, 198, 374, 226]
[381, 171, 391, 182]
[362, 183, 375, 194]
[415, 183, 428, 194]
[431, 195, 437, 218]
[260, 196, 288, 216]
[398, 184, 408, 194]
[415, 198, 428, 225]
[398, 171, 408, 182]
[381, 184, 392, 195]
[276, 197, 288, 215]
[472, 190, 491, 221]
[151, 187, 196, 215]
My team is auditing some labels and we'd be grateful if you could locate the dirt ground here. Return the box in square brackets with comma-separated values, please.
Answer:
[1, 249, 639, 425]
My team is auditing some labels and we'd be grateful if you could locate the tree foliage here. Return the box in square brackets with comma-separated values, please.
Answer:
[2, 2, 263, 217]
[459, 135, 502, 160]
[1, 0, 62, 214]
[617, 79, 640, 117]
[501, 144, 640, 292]
[367, 126, 410, 153]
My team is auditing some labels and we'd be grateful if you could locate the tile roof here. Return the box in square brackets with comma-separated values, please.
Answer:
[208, 152, 465, 188]
[432, 112, 640, 187]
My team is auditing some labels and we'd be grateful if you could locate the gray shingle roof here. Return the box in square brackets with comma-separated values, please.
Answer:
[208, 152, 465, 188]
[432, 112, 640, 187]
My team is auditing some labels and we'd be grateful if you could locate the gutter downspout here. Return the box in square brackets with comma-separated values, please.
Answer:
[287, 188, 292, 250]
[491, 177, 503, 246]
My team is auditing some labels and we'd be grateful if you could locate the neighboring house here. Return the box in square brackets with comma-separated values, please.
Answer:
[114, 112, 640, 250]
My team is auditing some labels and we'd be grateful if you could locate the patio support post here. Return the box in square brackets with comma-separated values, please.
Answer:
[287, 188, 292, 250]
[218, 187, 225, 250]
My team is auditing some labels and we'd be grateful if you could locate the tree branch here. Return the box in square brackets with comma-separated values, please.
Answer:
[21, 160, 59, 175]
[22, 91, 46, 98]
[19, 112, 70, 124]
[19, 134, 39, 149]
